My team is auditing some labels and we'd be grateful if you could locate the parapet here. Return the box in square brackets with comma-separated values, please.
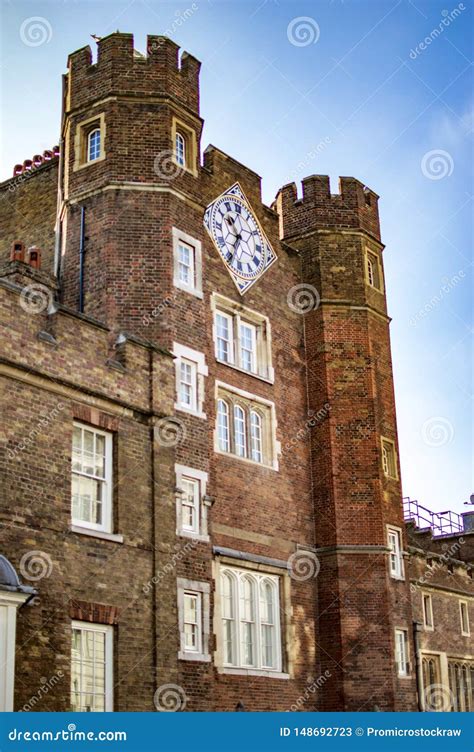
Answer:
[12, 146, 59, 177]
[67, 33, 201, 115]
[274, 175, 381, 242]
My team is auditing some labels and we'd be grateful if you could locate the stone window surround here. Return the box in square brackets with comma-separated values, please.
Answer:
[210, 293, 274, 383]
[175, 464, 210, 542]
[171, 116, 198, 177]
[177, 578, 211, 662]
[214, 381, 280, 470]
[212, 556, 290, 679]
[173, 343, 208, 419]
[387, 524, 405, 581]
[364, 242, 384, 293]
[73, 112, 106, 171]
[459, 600, 470, 636]
[381, 436, 398, 480]
[422, 591, 434, 631]
[172, 227, 203, 299]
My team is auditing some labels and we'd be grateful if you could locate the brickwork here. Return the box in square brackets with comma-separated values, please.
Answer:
[0, 31, 471, 714]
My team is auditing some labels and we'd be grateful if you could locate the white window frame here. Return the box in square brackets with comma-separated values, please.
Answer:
[0, 591, 29, 711]
[217, 566, 282, 674]
[215, 311, 234, 365]
[217, 399, 230, 452]
[215, 382, 280, 470]
[239, 320, 257, 374]
[175, 131, 186, 167]
[177, 241, 195, 289]
[459, 600, 470, 636]
[394, 628, 409, 678]
[71, 422, 113, 534]
[423, 593, 434, 631]
[387, 526, 404, 580]
[172, 228, 203, 298]
[211, 294, 274, 382]
[175, 464, 209, 541]
[381, 437, 398, 479]
[173, 344, 207, 419]
[87, 128, 101, 162]
[250, 410, 263, 463]
[71, 621, 113, 712]
[234, 404, 247, 458]
[179, 359, 197, 411]
[177, 578, 211, 662]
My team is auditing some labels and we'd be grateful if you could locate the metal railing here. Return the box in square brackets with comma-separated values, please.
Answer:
[403, 497, 463, 537]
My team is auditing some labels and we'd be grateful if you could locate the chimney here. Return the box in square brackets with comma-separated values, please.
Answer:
[27, 246, 41, 269]
[11, 241, 25, 263]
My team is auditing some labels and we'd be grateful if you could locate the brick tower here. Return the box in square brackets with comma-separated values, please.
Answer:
[275, 178, 414, 710]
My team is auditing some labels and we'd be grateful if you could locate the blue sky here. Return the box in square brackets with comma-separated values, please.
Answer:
[1, 0, 472, 515]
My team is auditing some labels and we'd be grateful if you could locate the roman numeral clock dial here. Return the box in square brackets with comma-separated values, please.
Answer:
[203, 183, 277, 294]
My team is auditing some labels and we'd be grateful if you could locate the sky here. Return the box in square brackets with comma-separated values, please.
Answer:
[0, 0, 472, 516]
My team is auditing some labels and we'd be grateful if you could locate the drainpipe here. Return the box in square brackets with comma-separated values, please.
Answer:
[413, 621, 424, 711]
[78, 206, 85, 313]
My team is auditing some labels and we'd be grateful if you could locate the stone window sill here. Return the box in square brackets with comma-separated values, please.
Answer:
[71, 525, 124, 544]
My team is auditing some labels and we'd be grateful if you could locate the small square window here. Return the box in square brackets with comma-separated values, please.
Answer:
[172, 228, 202, 298]
[381, 437, 397, 479]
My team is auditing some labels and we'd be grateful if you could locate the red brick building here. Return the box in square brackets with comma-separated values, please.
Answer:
[0, 33, 472, 713]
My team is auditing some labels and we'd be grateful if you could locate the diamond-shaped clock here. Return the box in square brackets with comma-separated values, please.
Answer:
[203, 183, 277, 294]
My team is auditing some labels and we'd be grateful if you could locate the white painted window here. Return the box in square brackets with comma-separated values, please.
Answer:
[219, 567, 281, 672]
[387, 527, 404, 579]
[177, 579, 210, 662]
[179, 359, 196, 410]
[177, 242, 194, 288]
[423, 593, 434, 630]
[217, 399, 230, 452]
[382, 438, 397, 479]
[87, 129, 101, 162]
[234, 405, 247, 458]
[172, 229, 202, 298]
[240, 321, 257, 373]
[215, 312, 234, 364]
[175, 131, 186, 167]
[460, 600, 470, 636]
[250, 410, 262, 463]
[72, 423, 113, 533]
[183, 592, 201, 652]
[395, 628, 409, 677]
[212, 295, 273, 381]
[173, 344, 207, 418]
[71, 622, 113, 712]
[180, 477, 200, 534]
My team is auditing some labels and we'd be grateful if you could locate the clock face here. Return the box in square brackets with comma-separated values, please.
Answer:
[204, 183, 277, 294]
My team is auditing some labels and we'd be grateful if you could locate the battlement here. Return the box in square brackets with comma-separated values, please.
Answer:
[67, 33, 201, 114]
[274, 175, 381, 241]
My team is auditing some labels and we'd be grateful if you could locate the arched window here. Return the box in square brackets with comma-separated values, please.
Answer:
[260, 579, 277, 668]
[250, 410, 262, 463]
[217, 399, 230, 452]
[87, 129, 101, 162]
[367, 255, 375, 287]
[175, 131, 186, 167]
[221, 572, 236, 665]
[240, 575, 256, 666]
[234, 405, 246, 457]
